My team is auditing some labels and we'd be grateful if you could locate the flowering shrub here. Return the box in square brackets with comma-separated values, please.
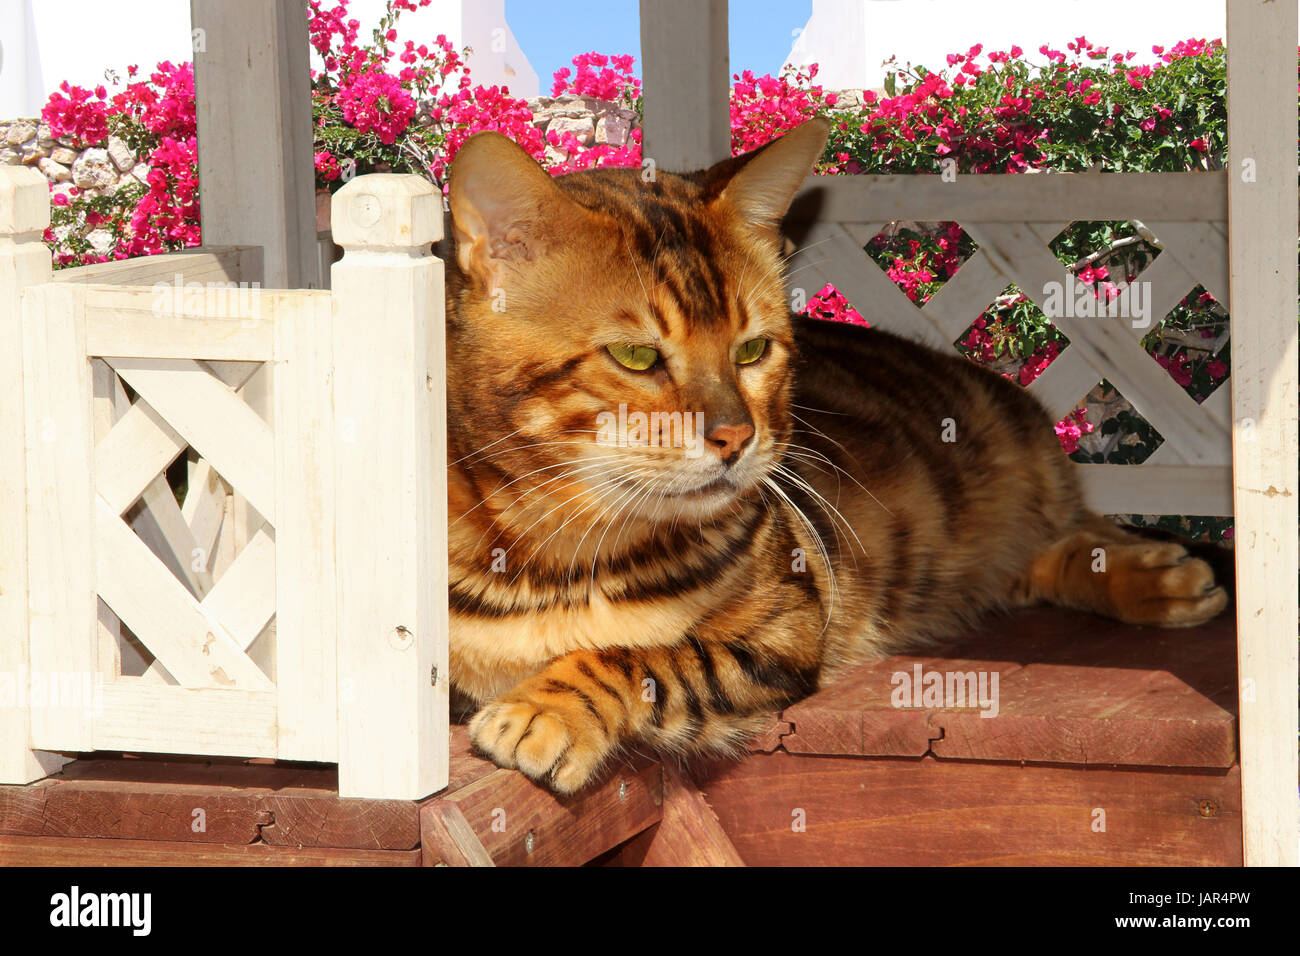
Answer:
[730, 64, 837, 154]
[826, 37, 1231, 175]
[40, 61, 198, 265]
[309, 0, 547, 186]
[551, 52, 640, 106]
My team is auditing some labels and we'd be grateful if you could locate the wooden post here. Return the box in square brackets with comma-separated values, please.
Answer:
[0, 167, 73, 783]
[1226, 0, 1299, 866]
[639, 0, 731, 170]
[190, 0, 318, 569]
[330, 174, 448, 800]
[190, 0, 318, 290]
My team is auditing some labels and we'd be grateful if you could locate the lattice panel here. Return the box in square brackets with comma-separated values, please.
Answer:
[92, 357, 275, 693]
[787, 217, 1233, 472]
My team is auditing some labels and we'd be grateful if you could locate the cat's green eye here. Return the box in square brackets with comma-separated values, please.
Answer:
[607, 343, 660, 371]
[736, 337, 768, 365]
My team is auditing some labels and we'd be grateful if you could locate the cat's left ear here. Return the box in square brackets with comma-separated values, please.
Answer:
[705, 117, 829, 230]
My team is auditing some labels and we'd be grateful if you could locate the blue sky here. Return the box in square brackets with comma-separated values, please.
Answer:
[504, 0, 812, 88]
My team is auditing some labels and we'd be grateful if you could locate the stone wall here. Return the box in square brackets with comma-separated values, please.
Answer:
[0, 118, 147, 199]
[525, 93, 639, 165]
[1, 94, 635, 200]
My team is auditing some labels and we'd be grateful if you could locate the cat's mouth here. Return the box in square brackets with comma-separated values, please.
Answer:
[667, 475, 733, 499]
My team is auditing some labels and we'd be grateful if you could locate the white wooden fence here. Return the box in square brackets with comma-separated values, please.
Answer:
[785, 171, 1235, 516]
[0, 167, 449, 800]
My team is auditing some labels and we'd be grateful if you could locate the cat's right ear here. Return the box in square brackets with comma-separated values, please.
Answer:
[448, 132, 567, 289]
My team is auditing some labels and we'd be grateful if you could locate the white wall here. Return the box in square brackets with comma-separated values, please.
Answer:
[331, 0, 537, 96]
[0, 0, 192, 117]
[786, 0, 1254, 92]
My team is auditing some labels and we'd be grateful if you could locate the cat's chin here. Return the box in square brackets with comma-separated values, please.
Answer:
[636, 475, 759, 524]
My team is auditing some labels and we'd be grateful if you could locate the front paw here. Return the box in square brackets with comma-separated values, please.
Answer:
[468, 688, 613, 794]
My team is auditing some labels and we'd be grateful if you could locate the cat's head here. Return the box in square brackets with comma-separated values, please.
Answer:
[446, 118, 828, 532]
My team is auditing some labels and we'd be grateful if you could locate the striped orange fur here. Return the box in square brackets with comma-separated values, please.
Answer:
[443, 119, 1228, 793]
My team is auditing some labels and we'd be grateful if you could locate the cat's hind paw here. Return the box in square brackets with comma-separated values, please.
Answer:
[1106, 541, 1229, 628]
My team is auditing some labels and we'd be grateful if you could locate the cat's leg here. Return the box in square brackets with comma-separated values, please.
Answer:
[468, 634, 818, 793]
[1009, 514, 1229, 627]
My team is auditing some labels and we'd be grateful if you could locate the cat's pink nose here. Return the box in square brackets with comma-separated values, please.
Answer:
[707, 423, 754, 464]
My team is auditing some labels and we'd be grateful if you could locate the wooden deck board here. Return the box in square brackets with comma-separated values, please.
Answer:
[0, 608, 1244, 865]
[781, 608, 1237, 768]
[693, 752, 1243, 866]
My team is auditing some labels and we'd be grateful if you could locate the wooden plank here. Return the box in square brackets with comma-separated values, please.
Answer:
[0, 776, 269, 846]
[974, 221, 1227, 465]
[1025, 222, 1231, 466]
[1143, 221, 1231, 307]
[94, 498, 273, 692]
[331, 175, 448, 800]
[919, 250, 1012, 341]
[21, 284, 97, 754]
[694, 752, 1243, 866]
[1225, 0, 1300, 867]
[82, 284, 271, 361]
[180, 458, 228, 562]
[639, 0, 729, 170]
[1077, 463, 1234, 516]
[51, 246, 262, 287]
[106, 357, 275, 524]
[789, 221, 952, 348]
[1025, 348, 1101, 421]
[0, 835, 418, 866]
[272, 293, 337, 763]
[782, 608, 1237, 767]
[93, 682, 277, 758]
[749, 715, 790, 753]
[191, 0, 319, 290]
[616, 763, 745, 866]
[421, 759, 663, 867]
[133, 476, 212, 600]
[787, 171, 1228, 224]
[419, 803, 495, 867]
[0, 167, 72, 783]
[197, 527, 275, 649]
[94, 399, 187, 516]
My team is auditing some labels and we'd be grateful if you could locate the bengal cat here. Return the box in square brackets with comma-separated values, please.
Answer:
[444, 118, 1228, 793]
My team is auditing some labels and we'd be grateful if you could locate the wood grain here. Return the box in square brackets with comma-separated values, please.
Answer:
[783, 608, 1237, 768]
[615, 763, 744, 867]
[694, 751, 1242, 866]
[0, 835, 419, 866]
[421, 757, 662, 866]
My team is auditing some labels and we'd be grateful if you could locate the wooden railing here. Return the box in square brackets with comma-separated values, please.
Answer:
[0, 166, 449, 800]
[786, 170, 1234, 516]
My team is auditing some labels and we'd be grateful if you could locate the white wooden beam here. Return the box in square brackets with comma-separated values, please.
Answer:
[1226, 0, 1299, 867]
[190, 0, 318, 290]
[0, 168, 75, 782]
[640, 0, 731, 170]
[331, 175, 448, 800]
[787, 172, 1227, 224]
